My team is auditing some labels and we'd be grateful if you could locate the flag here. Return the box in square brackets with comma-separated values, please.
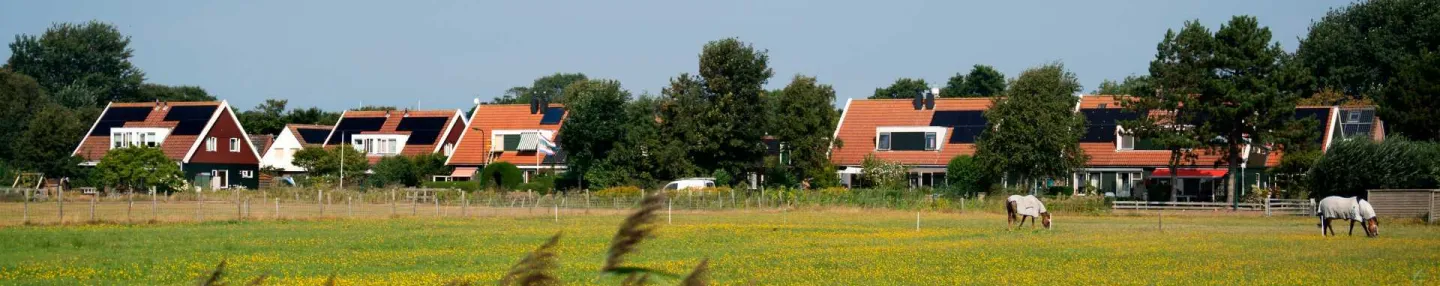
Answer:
[537, 135, 557, 155]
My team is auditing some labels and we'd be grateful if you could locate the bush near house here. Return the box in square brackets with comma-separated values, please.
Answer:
[477, 162, 524, 191]
[1308, 138, 1440, 198]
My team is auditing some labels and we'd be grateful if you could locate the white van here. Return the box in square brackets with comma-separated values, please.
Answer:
[661, 178, 716, 191]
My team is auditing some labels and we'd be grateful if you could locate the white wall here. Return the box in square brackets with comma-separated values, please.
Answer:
[260, 128, 306, 172]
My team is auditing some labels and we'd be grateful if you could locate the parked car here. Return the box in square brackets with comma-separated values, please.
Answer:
[661, 178, 716, 191]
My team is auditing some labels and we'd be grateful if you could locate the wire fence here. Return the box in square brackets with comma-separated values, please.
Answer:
[0, 187, 1116, 226]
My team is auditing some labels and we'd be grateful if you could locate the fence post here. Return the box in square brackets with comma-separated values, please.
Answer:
[461, 191, 468, 217]
[411, 190, 418, 215]
[585, 190, 591, 214]
[435, 190, 441, 216]
[22, 189, 30, 224]
[197, 192, 204, 221]
[235, 190, 242, 220]
[128, 192, 134, 223]
[667, 196, 673, 225]
[57, 188, 63, 223]
[274, 198, 280, 219]
[391, 190, 397, 216]
[151, 188, 157, 221]
[553, 197, 558, 222]
[347, 196, 353, 218]
[318, 190, 325, 217]
[1264, 197, 1271, 217]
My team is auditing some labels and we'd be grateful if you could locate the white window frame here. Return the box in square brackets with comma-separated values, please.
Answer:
[1346, 110, 1361, 123]
[206, 137, 217, 152]
[924, 132, 937, 151]
[350, 134, 409, 155]
[877, 132, 891, 151]
[229, 138, 241, 152]
[239, 170, 254, 178]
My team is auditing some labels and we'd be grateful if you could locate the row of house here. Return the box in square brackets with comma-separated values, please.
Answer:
[72, 92, 1378, 200]
[829, 93, 1384, 201]
[73, 100, 566, 190]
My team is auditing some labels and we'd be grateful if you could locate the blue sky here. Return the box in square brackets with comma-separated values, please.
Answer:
[0, 0, 1352, 111]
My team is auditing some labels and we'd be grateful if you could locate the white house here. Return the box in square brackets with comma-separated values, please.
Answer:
[260, 124, 333, 173]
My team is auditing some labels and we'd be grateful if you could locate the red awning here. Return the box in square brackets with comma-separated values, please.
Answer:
[1151, 169, 1228, 178]
[450, 167, 478, 177]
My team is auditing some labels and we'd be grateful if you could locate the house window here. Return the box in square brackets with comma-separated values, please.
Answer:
[112, 134, 123, 148]
[229, 138, 240, 152]
[239, 170, 254, 178]
[877, 133, 891, 150]
[1347, 111, 1362, 123]
[206, 137, 217, 152]
[146, 132, 159, 147]
[924, 132, 937, 151]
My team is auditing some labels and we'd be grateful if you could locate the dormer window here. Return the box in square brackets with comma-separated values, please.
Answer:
[351, 134, 408, 155]
[875, 127, 946, 151]
[110, 128, 169, 149]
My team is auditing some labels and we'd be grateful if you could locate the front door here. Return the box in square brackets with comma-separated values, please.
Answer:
[212, 169, 228, 189]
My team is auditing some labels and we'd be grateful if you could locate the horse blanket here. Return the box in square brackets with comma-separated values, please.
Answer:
[1007, 195, 1047, 217]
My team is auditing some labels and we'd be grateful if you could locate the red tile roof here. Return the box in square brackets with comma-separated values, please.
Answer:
[73, 101, 224, 162]
[829, 98, 991, 166]
[447, 104, 566, 166]
[323, 109, 463, 164]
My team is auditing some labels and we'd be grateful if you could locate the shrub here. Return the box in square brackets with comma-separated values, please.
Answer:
[945, 155, 988, 198]
[371, 156, 417, 187]
[861, 154, 907, 189]
[817, 186, 850, 196]
[1146, 182, 1173, 202]
[1046, 186, 1073, 196]
[712, 169, 733, 187]
[1308, 138, 1440, 198]
[477, 162, 524, 190]
[595, 186, 643, 198]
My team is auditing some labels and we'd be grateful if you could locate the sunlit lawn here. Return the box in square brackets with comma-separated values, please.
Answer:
[0, 209, 1436, 285]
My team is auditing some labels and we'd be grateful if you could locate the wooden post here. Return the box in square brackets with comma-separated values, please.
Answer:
[1264, 197, 1271, 217]
[57, 188, 63, 223]
[23, 189, 30, 224]
[585, 190, 591, 214]
[318, 190, 325, 217]
[197, 192, 204, 221]
[461, 191, 467, 217]
[274, 198, 280, 219]
[553, 197, 558, 222]
[88, 190, 96, 222]
[347, 196, 353, 218]
[411, 190, 417, 215]
[916, 211, 920, 231]
[667, 196, 673, 225]
[391, 190, 397, 216]
[128, 192, 134, 223]
[151, 188, 157, 221]
[235, 190, 242, 220]
[435, 190, 441, 216]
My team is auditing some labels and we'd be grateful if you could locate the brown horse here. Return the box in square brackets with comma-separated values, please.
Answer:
[1006, 195, 1051, 230]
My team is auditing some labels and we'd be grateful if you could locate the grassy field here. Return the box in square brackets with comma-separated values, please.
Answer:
[0, 209, 1436, 285]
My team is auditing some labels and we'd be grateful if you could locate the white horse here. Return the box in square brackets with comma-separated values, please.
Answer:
[1316, 196, 1379, 237]
[1006, 195, 1051, 229]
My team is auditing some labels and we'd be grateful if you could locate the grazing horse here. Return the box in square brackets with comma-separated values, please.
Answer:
[1006, 195, 1051, 230]
[1316, 196, 1379, 237]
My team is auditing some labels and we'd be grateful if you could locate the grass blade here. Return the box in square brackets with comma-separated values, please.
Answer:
[604, 193, 664, 273]
[499, 233, 562, 286]
[680, 259, 709, 286]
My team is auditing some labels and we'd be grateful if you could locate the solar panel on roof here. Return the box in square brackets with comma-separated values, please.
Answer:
[296, 128, 332, 144]
[327, 117, 387, 144]
[90, 107, 153, 136]
[396, 117, 450, 145]
[1079, 109, 1140, 142]
[164, 105, 219, 135]
[539, 107, 565, 125]
[930, 111, 988, 143]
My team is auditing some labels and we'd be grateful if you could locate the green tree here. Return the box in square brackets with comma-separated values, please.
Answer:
[771, 75, 840, 188]
[939, 73, 966, 98]
[945, 155, 987, 197]
[1093, 75, 1149, 95]
[588, 95, 684, 188]
[870, 78, 929, 99]
[1198, 16, 1299, 205]
[411, 152, 449, 184]
[13, 104, 89, 179]
[239, 99, 289, 135]
[136, 83, 216, 102]
[655, 38, 772, 180]
[0, 69, 50, 162]
[955, 65, 1007, 97]
[371, 155, 417, 187]
[5, 21, 144, 106]
[1295, 0, 1439, 103]
[975, 62, 1087, 193]
[355, 105, 397, 111]
[478, 162, 524, 190]
[284, 107, 342, 126]
[292, 145, 368, 178]
[1376, 49, 1440, 140]
[95, 146, 184, 192]
[1121, 21, 1211, 201]
[491, 73, 588, 104]
[558, 79, 631, 186]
